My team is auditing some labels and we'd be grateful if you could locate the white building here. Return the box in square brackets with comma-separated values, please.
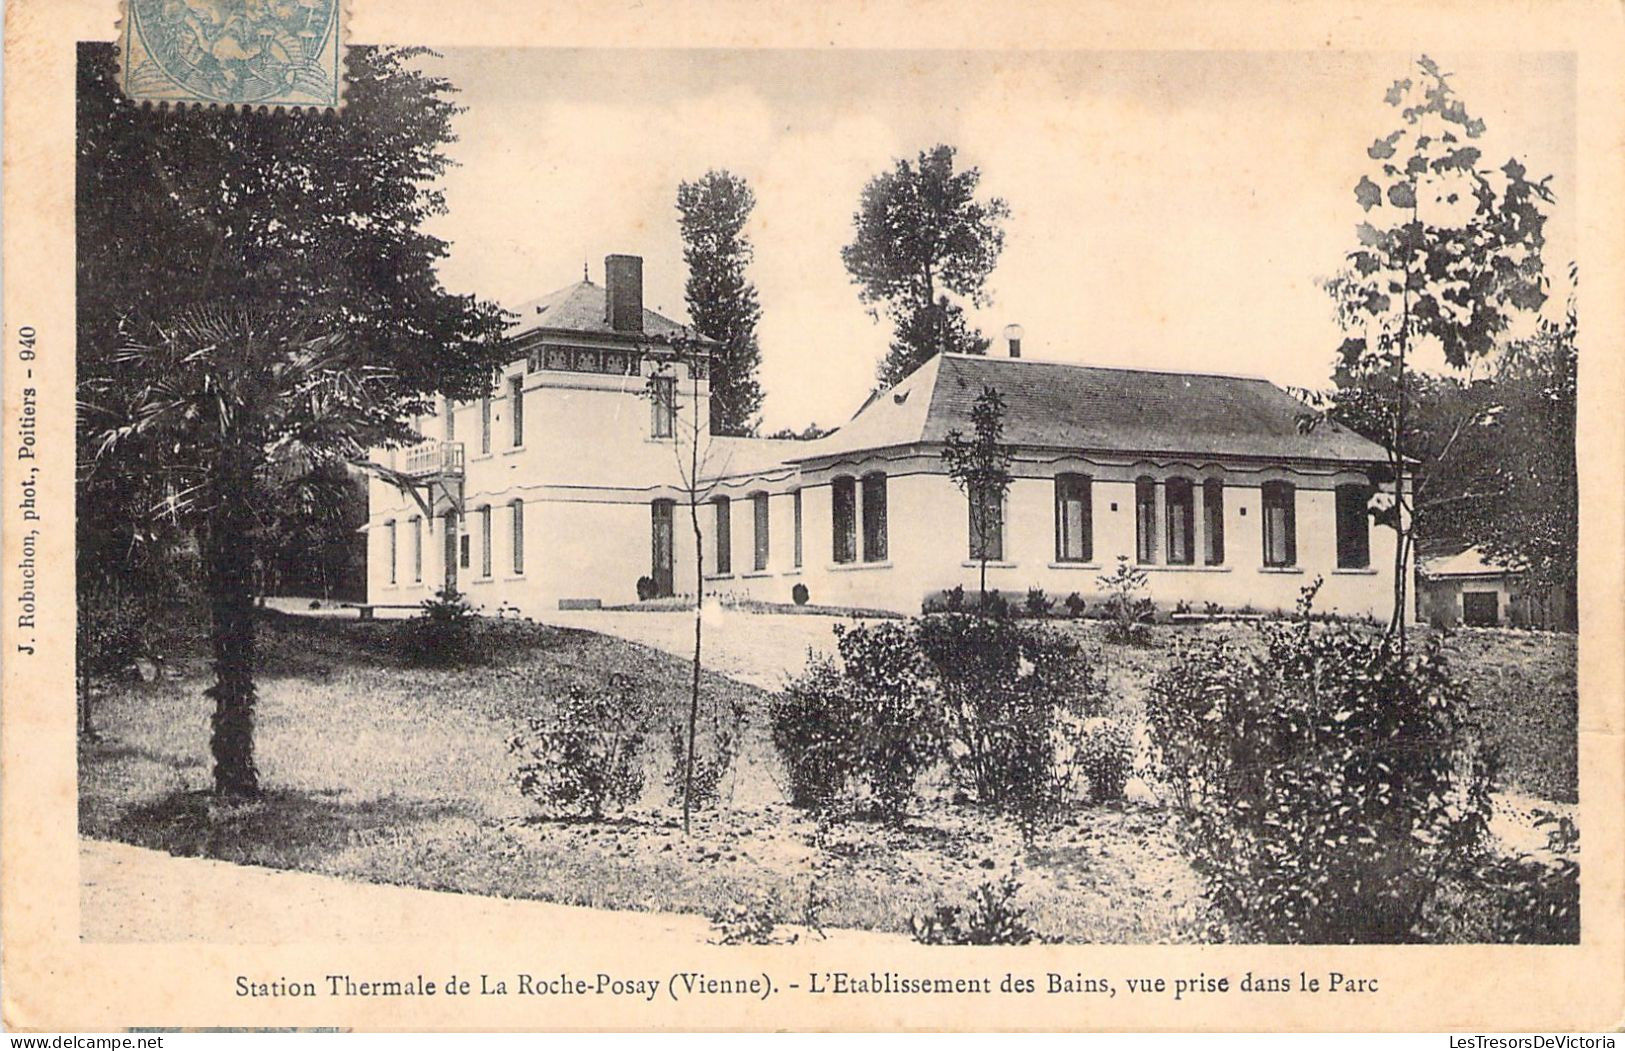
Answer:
[367, 255, 1403, 620]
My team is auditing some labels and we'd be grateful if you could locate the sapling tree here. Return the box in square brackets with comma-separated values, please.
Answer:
[645, 334, 735, 833]
[941, 385, 1013, 609]
[1319, 54, 1554, 650]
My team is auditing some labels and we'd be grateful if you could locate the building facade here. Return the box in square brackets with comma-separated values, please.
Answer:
[367, 256, 1404, 621]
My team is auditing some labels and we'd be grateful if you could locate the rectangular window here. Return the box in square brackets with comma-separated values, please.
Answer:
[459, 532, 471, 570]
[751, 493, 770, 571]
[1336, 485, 1371, 569]
[387, 520, 397, 585]
[1135, 478, 1158, 564]
[510, 500, 525, 574]
[832, 477, 856, 564]
[969, 483, 1004, 562]
[1055, 474, 1092, 562]
[713, 496, 732, 575]
[480, 395, 492, 456]
[1204, 479, 1225, 565]
[792, 489, 803, 569]
[1262, 482, 1297, 567]
[509, 375, 524, 447]
[479, 505, 493, 578]
[443, 396, 456, 442]
[411, 516, 423, 582]
[862, 473, 888, 562]
[1166, 478, 1195, 565]
[651, 375, 676, 439]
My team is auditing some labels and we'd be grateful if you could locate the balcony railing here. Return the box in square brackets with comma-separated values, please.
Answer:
[400, 440, 465, 480]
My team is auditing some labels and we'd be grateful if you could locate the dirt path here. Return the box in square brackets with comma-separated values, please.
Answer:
[80, 838, 902, 946]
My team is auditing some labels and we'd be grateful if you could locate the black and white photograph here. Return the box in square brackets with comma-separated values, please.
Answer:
[6, 0, 1622, 1035]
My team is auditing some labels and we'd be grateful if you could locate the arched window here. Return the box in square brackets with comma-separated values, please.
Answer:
[791, 489, 803, 569]
[651, 500, 674, 596]
[1135, 476, 1158, 564]
[831, 477, 857, 564]
[1203, 478, 1225, 565]
[751, 492, 771, 571]
[862, 472, 888, 562]
[712, 495, 732, 575]
[969, 481, 1003, 562]
[1261, 481, 1297, 567]
[1335, 483, 1371, 569]
[1165, 478, 1195, 565]
[1054, 473, 1092, 563]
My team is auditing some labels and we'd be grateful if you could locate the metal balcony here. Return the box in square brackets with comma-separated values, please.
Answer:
[400, 440, 465, 481]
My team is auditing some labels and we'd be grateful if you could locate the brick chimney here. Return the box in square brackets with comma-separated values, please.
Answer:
[604, 254, 644, 333]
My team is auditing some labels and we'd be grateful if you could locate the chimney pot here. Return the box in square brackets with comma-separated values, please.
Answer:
[605, 254, 644, 333]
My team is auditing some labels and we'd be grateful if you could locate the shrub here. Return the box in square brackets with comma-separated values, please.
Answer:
[402, 587, 480, 666]
[1063, 592, 1087, 618]
[1024, 587, 1054, 618]
[1145, 610, 1493, 943]
[916, 614, 1101, 827]
[791, 582, 810, 606]
[509, 675, 652, 820]
[774, 624, 944, 823]
[984, 589, 1010, 619]
[946, 584, 965, 612]
[1097, 557, 1153, 645]
[665, 700, 742, 810]
[636, 575, 658, 601]
[1068, 717, 1133, 803]
[77, 582, 160, 688]
[910, 870, 1052, 945]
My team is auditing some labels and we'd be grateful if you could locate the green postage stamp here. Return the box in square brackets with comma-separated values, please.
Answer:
[119, 0, 343, 108]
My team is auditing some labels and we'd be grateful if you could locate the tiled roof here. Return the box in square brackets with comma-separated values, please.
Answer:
[791, 353, 1392, 465]
[506, 280, 695, 341]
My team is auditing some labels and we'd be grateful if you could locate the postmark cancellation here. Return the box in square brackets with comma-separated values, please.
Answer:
[117, 0, 343, 110]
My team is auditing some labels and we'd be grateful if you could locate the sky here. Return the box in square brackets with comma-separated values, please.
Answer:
[422, 48, 1576, 433]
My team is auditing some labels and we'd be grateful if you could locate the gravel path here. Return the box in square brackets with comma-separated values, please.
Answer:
[538, 608, 853, 690]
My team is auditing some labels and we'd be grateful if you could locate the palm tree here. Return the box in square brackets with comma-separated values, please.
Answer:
[85, 306, 414, 798]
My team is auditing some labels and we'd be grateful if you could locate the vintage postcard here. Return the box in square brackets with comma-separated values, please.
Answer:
[3, 0, 1623, 1033]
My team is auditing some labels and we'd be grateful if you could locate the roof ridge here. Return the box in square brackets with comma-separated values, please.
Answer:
[940, 352, 1274, 385]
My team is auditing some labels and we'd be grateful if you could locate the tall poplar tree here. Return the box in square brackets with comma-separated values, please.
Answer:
[677, 170, 764, 436]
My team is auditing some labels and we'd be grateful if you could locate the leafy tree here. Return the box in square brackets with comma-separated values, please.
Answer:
[677, 170, 765, 436]
[76, 44, 511, 797]
[941, 385, 1013, 607]
[1320, 54, 1553, 646]
[841, 145, 1011, 388]
[1473, 303, 1577, 616]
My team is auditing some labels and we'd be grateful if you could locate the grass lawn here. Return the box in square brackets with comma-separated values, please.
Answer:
[80, 611, 1215, 944]
[80, 610, 1576, 943]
